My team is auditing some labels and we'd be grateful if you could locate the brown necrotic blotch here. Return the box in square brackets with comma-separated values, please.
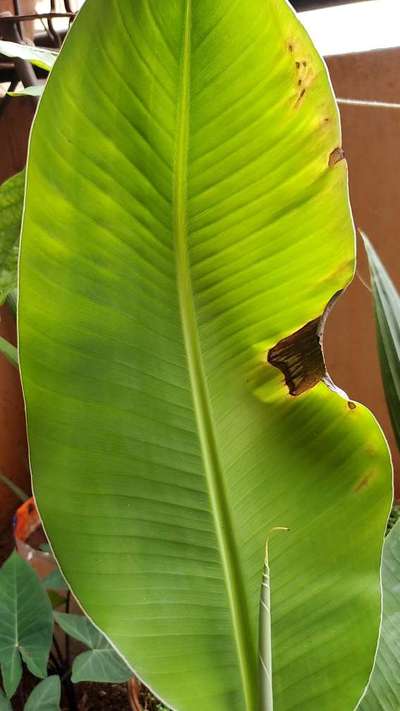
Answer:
[329, 147, 345, 167]
[267, 292, 342, 396]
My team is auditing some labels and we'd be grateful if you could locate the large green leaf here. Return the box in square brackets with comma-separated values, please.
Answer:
[0, 552, 53, 698]
[359, 520, 400, 709]
[0, 171, 24, 305]
[18, 1, 392, 710]
[363, 235, 400, 451]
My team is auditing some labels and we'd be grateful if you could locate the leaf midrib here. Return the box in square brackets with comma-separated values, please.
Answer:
[172, 3, 256, 709]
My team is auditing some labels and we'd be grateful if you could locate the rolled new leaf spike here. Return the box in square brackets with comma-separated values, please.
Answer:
[259, 528, 289, 711]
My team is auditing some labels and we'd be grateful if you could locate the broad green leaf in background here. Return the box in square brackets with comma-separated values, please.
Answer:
[358, 519, 400, 710]
[0, 41, 56, 72]
[0, 690, 11, 711]
[387, 504, 400, 534]
[42, 568, 68, 592]
[72, 645, 132, 684]
[0, 336, 18, 367]
[363, 235, 400, 451]
[8, 85, 45, 98]
[18, 1, 392, 710]
[0, 552, 53, 698]
[0, 676, 61, 711]
[54, 611, 106, 647]
[24, 676, 61, 711]
[47, 590, 66, 610]
[5, 291, 18, 319]
[54, 612, 132, 683]
[39, 543, 51, 553]
[0, 170, 24, 305]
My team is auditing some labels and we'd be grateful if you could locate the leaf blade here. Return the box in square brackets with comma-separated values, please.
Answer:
[72, 649, 132, 684]
[8, 85, 45, 98]
[0, 552, 53, 693]
[19, 2, 392, 710]
[54, 612, 132, 683]
[0, 41, 56, 71]
[0, 171, 24, 306]
[54, 612, 103, 649]
[358, 520, 400, 710]
[363, 235, 400, 450]
[24, 676, 61, 711]
[0, 689, 12, 711]
[0, 336, 18, 367]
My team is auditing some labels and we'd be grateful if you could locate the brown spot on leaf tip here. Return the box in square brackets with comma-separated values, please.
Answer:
[302, 61, 307, 67]
[298, 79, 302, 86]
[348, 401, 357, 410]
[329, 147, 345, 168]
[296, 61, 300, 68]
[288, 43, 293, 52]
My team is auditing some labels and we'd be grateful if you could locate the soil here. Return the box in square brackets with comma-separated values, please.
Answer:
[70, 682, 132, 711]
[12, 670, 132, 710]
[13, 669, 167, 710]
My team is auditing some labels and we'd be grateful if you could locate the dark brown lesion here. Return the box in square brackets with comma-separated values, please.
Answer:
[267, 317, 324, 396]
[329, 147, 345, 167]
[295, 87, 306, 107]
[267, 292, 342, 396]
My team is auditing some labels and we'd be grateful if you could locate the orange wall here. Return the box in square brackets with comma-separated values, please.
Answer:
[325, 47, 400, 490]
[0, 97, 35, 529]
[0, 307, 30, 531]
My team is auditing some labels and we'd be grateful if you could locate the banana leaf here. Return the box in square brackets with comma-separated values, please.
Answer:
[18, 1, 392, 710]
[359, 519, 400, 710]
[363, 235, 400, 451]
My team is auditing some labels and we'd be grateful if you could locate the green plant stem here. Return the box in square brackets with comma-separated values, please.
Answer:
[0, 471, 28, 502]
[52, 634, 65, 668]
[63, 674, 78, 711]
[49, 651, 62, 675]
[52, 606, 78, 711]
[65, 591, 71, 668]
